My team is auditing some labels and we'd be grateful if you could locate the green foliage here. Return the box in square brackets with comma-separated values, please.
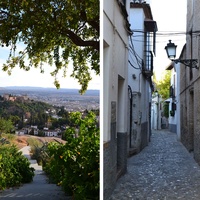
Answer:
[28, 138, 46, 165]
[0, 99, 52, 128]
[0, 0, 99, 93]
[0, 137, 10, 145]
[27, 137, 43, 148]
[170, 110, 175, 117]
[0, 118, 14, 134]
[1, 133, 16, 142]
[0, 145, 34, 190]
[154, 71, 171, 100]
[163, 102, 169, 118]
[43, 111, 99, 199]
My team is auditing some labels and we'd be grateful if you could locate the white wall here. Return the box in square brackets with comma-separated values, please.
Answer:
[168, 67, 177, 124]
[103, 0, 129, 142]
[128, 3, 154, 149]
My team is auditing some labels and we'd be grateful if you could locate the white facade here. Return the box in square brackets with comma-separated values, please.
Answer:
[103, 0, 131, 199]
[103, 0, 129, 142]
[44, 130, 59, 137]
[151, 93, 162, 130]
[128, 2, 157, 152]
[16, 130, 25, 135]
[166, 61, 181, 140]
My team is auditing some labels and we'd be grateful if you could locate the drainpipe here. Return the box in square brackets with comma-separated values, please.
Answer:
[128, 85, 133, 148]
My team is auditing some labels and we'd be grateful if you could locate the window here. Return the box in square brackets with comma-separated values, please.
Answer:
[143, 20, 157, 71]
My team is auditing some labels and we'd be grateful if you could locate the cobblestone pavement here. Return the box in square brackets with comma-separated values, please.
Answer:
[110, 130, 200, 200]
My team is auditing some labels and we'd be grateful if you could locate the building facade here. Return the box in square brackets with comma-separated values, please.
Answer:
[128, 1, 157, 154]
[166, 62, 177, 134]
[103, 0, 131, 198]
[103, 1, 158, 198]
[151, 92, 163, 130]
[178, 0, 200, 164]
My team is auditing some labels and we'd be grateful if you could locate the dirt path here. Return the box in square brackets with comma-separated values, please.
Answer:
[0, 146, 72, 200]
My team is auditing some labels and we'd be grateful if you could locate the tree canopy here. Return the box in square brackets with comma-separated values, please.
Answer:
[0, 0, 99, 93]
[153, 70, 171, 100]
[0, 118, 14, 134]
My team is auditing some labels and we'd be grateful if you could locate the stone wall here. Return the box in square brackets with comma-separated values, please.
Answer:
[180, 93, 193, 152]
[117, 132, 128, 178]
[140, 121, 149, 150]
[103, 122, 117, 200]
[193, 81, 200, 165]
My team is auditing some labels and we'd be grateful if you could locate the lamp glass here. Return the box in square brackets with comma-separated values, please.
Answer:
[165, 40, 177, 59]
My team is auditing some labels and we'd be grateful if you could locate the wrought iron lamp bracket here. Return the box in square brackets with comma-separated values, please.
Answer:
[172, 59, 198, 69]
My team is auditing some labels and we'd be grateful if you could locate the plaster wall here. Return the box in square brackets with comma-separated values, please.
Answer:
[103, 0, 130, 198]
[127, 5, 151, 152]
[168, 67, 177, 133]
[103, 0, 129, 142]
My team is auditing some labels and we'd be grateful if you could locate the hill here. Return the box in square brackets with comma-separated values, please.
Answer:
[0, 86, 99, 111]
[0, 86, 99, 96]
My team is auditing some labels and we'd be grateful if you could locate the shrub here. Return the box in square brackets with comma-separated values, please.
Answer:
[27, 137, 43, 147]
[1, 133, 16, 142]
[43, 111, 99, 199]
[28, 137, 45, 165]
[0, 145, 34, 190]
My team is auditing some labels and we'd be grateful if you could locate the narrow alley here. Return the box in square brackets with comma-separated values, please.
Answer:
[110, 130, 200, 200]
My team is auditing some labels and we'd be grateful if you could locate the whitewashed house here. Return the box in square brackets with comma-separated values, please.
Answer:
[44, 130, 59, 137]
[16, 130, 25, 135]
[166, 61, 181, 140]
[128, 1, 157, 154]
[103, 0, 131, 199]
[151, 92, 162, 130]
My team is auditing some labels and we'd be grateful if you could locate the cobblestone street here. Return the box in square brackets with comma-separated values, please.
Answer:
[110, 130, 200, 200]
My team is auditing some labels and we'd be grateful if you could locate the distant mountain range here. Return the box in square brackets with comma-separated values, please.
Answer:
[0, 86, 99, 96]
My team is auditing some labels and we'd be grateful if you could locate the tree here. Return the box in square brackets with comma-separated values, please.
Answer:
[0, 0, 99, 93]
[0, 118, 14, 135]
[44, 111, 99, 199]
[153, 70, 171, 100]
[153, 71, 171, 118]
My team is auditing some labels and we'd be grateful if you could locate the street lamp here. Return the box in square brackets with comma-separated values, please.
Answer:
[165, 40, 198, 69]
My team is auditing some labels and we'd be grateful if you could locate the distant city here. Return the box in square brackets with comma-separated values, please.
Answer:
[0, 86, 99, 112]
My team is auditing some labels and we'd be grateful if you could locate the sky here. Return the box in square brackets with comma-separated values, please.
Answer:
[0, 44, 100, 90]
[150, 0, 187, 80]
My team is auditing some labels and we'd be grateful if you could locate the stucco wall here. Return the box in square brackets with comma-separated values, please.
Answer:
[103, 0, 128, 142]
[103, 123, 117, 199]
[103, 0, 129, 198]
[127, 4, 152, 155]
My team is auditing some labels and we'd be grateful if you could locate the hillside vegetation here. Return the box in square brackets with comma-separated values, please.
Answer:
[0, 97, 53, 129]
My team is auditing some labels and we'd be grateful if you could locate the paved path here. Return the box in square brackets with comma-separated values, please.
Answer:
[0, 146, 71, 200]
[110, 130, 200, 200]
